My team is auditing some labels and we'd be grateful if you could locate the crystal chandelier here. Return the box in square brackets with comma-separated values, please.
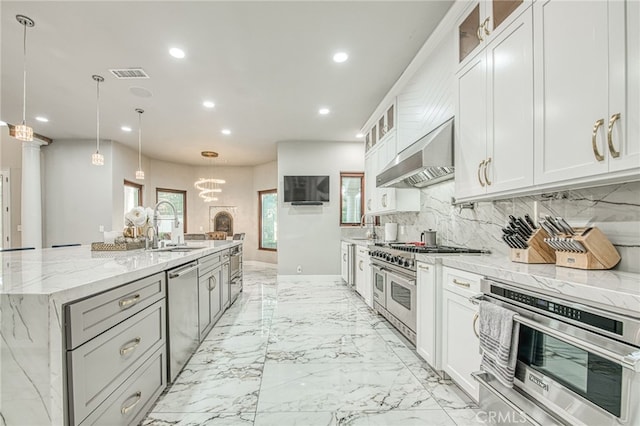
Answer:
[194, 151, 225, 202]
[135, 108, 145, 179]
[91, 75, 105, 166]
[14, 15, 35, 142]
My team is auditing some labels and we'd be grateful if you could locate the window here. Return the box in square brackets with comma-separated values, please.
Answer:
[156, 188, 187, 234]
[340, 172, 364, 226]
[124, 180, 143, 215]
[259, 189, 277, 251]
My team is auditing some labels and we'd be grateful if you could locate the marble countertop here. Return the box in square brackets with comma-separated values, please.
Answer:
[435, 254, 640, 317]
[342, 238, 375, 247]
[0, 241, 240, 303]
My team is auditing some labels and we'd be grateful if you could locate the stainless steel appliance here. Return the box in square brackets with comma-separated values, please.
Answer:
[229, 244, 243, 304]
[370, 243, 485, 344]
[472, 278, 640, 426]
[167, 261, 200, 382]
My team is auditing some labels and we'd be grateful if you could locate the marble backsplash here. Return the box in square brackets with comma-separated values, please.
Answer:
[380, 181, 640, 273]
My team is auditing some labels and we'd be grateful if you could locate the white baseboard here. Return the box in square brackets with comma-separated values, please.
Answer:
[277, 274, 343, 282]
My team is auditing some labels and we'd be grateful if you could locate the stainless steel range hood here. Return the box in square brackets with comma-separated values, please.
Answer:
[376, 117, 454, 189]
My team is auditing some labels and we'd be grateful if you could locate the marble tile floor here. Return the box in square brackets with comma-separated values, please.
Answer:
[143, 263, 482, 426]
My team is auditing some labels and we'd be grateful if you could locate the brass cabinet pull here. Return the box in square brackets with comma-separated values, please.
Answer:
[118, 294, 140, 309]
[418, 265, 430, 271]
[592, 118, 605, 161]
[120, 391, 142, 415]
[472, 312, 480, 339]
[607, 113, 621, 158]
[119, 337, 141, 356]
[477, 160, 486, 187]
[476, 22, 485, 42]
[359, 260, 364, 271]
[482, 17, 491, 36]
[208, 276, 217, 291]
[484, 157, 492, 186]
[453, 278, 471, 288]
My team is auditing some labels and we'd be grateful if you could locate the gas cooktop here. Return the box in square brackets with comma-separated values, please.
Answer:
[374, 242, 486, 254]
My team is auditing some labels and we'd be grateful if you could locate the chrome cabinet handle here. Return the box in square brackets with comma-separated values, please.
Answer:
[592, 118, 605, 161]
[208, 276, 217, 291]
[484, 157, 492, 186]
[381, 194, 388, 208]
[119, 294, 140, 309]
[343, 253, 347, 261]
[119, 337, 141, 356]
[477, 160, 486, 187]
[418, 265, 430, 271]
[120, 391, 142, 415]
[607, 113, 621, 158]
[473, 312, 480, 339]
[476, 23, 484, 42]
[453, 278, 471, 288]
[367, 199, 372, 211]
[359, 260, 364, 271]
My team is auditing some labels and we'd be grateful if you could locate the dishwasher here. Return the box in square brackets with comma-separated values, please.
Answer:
[167, 261, 199, 382]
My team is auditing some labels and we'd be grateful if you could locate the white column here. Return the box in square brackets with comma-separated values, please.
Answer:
[21, 141, 44, 249]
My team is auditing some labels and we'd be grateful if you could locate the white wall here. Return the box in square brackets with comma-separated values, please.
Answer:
[277, 141, 364, 275]
[0, 126, 23, 247]
[42, 139, 114, 246]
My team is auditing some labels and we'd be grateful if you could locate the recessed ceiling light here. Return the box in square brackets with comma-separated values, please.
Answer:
[356, 133, 364, 138]
[333, 52, 349, 63]
[169, 47, 185, 59]
[35, 116, 49, 122]
[121, 126, 132, 132]
[0, 121, 7, 127]
[319, 108, 330, 115]
[203, 101, 215, 109]
[221, 129, 231, 135]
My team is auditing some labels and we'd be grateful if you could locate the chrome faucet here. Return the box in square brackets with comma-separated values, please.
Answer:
[360, 214, 378, 240]
[151, 200, 180, 249]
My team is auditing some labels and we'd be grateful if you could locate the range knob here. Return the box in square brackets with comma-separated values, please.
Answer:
[405, 259, 414, 268]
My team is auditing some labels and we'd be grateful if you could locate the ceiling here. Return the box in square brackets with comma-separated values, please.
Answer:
[1, 1, 453, 166]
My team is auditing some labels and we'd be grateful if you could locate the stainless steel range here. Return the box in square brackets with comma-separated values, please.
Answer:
[370, 243, 485, 345]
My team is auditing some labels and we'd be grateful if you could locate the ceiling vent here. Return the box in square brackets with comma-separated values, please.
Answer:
[109, 68, 150, 79]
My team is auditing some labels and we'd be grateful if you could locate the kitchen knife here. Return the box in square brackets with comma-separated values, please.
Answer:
[502, 227, 515, 236]
[516, 216, 533, 235]
[524, 214, 537, 230]
[556, 217, 575, 235]
[539, 220, 557, 237]
[544, 215, 564, 235]
[571, 240, 587, 253]
[502, 234, 516, 248]
[513, 234, 529, 249]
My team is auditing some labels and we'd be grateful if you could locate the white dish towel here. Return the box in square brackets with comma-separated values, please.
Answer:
[478, 301, 520, 388]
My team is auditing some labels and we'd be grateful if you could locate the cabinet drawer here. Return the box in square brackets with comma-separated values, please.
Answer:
[199, 251, 225, 276]
[79, 347, 167, 426]
[442, 267, 482, 297]
[68, 300, 166, 424]
[356, 246, 369, 257]
[65, 273, 165, 349]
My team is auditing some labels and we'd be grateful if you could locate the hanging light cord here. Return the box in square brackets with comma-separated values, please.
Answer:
[96, 79, 100, 152]
[138, 111, 142, 170]
[21, 20, 28, 125]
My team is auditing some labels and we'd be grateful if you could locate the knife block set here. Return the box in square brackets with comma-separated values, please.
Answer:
[549, 227, 620, 270]
[509, 228, 556, 264]
[510, 226, 620, 270]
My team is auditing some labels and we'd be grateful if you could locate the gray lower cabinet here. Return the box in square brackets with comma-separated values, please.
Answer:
[198, 252, 228, 340]
[65, 272, 167, 426]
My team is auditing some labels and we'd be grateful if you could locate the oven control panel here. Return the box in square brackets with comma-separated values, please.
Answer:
[490, 285, 623, 336]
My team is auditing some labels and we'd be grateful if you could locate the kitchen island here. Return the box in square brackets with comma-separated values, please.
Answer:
[0, 241, 240, 426]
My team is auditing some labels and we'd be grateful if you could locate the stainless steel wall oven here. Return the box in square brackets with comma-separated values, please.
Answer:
[473, 278, 640, 426]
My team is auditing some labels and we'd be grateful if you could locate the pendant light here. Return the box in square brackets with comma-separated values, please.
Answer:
[91, 75, 105, 166]
[135, 108, 145, 180]
[194, 151, 225, 202]
[14, 15, 35, 142]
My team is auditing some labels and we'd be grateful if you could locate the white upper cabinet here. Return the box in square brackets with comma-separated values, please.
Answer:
[457, 0, 531, 67]
[534, 0, 639, 184]
[456, 8, 534, 200]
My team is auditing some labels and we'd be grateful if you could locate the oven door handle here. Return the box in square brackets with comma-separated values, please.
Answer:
[514, 314, 640, 372]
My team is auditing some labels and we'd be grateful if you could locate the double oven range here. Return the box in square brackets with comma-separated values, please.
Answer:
[370, 243, 484, 345]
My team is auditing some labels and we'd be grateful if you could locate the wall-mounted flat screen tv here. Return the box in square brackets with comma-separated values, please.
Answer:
[283, 175, 330, 203]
